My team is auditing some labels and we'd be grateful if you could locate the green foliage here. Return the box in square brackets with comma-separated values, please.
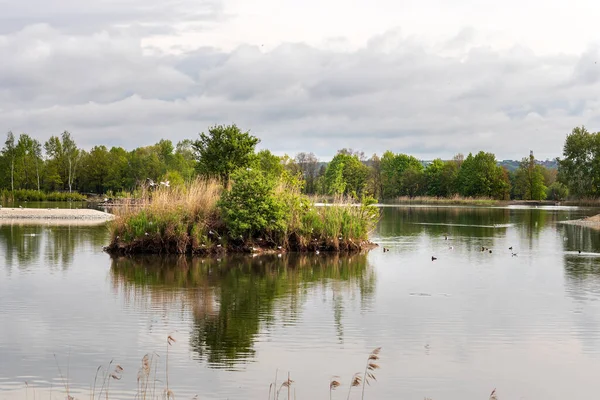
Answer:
[193, 124, 260, 184]
[558, 126, 600, 198]
[253, 149, 284, 181]
[380, 151, 424, 198]
[218, 169, 288, 238]
[1, 189, 86, 202]
[323, 153, 370, 197]
[456, 151, 510, 199]
[513, 152, 547, 200]
[546, 181, 569, 201]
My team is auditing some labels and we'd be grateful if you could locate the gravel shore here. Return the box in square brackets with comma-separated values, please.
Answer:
[0, 207, 114, 224]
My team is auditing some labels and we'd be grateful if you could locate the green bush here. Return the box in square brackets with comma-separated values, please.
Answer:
[218, 169, 288, 238]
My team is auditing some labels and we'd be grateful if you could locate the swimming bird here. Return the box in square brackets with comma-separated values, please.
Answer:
[511, 252, 518, 257]
[449, 246, 454, 250]
[578, 250, 582, 254]
[444, 235, 448, 240]
[489, 250, 492, 253]
[431, 256, 437, 261]
[509, 246, 513, 250]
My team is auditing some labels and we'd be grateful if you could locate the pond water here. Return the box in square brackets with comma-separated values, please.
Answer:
[1, 205, 600, 399]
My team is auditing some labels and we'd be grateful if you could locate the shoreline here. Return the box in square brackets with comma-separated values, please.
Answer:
[559, 214, 600, 229]
[0, 207, 114, 224]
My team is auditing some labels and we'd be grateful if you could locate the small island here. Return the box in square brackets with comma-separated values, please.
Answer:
[105, 125, 380, 255]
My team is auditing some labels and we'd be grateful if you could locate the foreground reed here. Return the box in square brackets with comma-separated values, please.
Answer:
[106, 178, 379, 255]
[46, 341, 501, 400]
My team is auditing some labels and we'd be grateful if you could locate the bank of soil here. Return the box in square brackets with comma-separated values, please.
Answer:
[0, 207, 114, 224]
[559, 214, 600, 229]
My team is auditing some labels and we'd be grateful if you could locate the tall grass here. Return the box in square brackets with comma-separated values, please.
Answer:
[107, 179, 379, 255]
[391, 195, 500, 206]
[1, 189, 87, 202]
[108, 179, 222, 254]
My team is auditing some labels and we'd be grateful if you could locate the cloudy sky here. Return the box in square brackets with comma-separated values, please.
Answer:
[1, 0, 599, 160]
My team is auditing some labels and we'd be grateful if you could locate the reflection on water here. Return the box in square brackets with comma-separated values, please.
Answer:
[110, 254, 375, 369]
[3, 206, 600, 399]
[0, 222, 108, 271]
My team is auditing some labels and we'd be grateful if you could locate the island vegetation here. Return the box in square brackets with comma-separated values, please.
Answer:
[105, 125, 379, 254]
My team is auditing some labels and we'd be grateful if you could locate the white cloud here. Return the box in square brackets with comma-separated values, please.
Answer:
[0, 0, 599, 160]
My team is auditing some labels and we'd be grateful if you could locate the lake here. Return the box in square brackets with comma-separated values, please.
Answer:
[1, 205, 600, 399]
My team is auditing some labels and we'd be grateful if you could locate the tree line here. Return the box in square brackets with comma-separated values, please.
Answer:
[1, 124, 595, 201]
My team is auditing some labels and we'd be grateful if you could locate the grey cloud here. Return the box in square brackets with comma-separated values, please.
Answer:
[0, 0, 224, 34]
[1, 25, 599, 161]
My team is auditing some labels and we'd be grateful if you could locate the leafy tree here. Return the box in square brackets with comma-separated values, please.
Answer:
[513, 151, 547, 200]
[15, 134, 43, 190]
[457, 151, 510, 199]
[253, 150, 284, 181]
[546, 182, 569, 200]
[366, 154, 383, 199]
[380, 152, 424, 198]
[193, 124, 260, 184]
[61, 131, 80, 193]
[2, 131, 16, 191]
[81, 145, 110, 193]
[105, 147, 129, 192]
[294, 152, 319, 194]
[174, 139, 197, 182]
[323, 152, 369, 197]
[558, 126, 598, 198]
[424, 159, 445, 197]
[401, 167, 425, 197]
[44, 135, 63, 191]
[323, 157, 346, 195]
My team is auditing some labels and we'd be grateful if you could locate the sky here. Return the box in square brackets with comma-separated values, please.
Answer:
[1, 0, 599, 161]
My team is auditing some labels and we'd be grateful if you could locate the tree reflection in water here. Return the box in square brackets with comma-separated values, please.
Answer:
[110, 253, 376, 369]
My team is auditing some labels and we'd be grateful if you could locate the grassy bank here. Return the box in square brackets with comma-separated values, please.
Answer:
[1, 189, 87, 202]
[106, 177, 380, 255]
[390, 195, 502, 206]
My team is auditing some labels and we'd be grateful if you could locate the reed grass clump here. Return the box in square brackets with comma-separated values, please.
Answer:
[107, 179, 223, 254]
[106, 173, 380, 255]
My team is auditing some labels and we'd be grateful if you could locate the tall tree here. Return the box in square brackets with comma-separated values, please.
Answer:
[558, 126, 598, 198]
[192, 124, 260, 184]
[294, 152, 319, 194]
[380, 151, 423, 198]
[61, 131, 80, 193]
[514, 151, 547, 200]
[3, 131, 16, 191]
[457, 151, 510, 199]
[323, 152, 370, 197]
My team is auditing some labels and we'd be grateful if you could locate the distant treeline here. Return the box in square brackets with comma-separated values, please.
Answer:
[0, 125, 596, 201]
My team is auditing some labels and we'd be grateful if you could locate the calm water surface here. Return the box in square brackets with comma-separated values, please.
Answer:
[2, 205, 600, 399]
